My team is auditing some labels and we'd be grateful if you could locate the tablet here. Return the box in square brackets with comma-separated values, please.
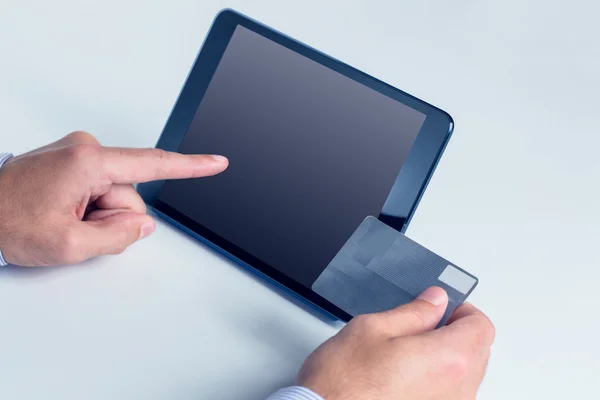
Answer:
[138, 9, 454, 321]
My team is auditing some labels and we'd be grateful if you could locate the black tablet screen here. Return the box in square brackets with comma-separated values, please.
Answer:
[157, 25, 426, 288]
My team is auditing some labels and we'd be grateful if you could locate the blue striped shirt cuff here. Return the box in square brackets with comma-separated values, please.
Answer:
[266, 386, 324, 400]
[0, 153, 13, 266]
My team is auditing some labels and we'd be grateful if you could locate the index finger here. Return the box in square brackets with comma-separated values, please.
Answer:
[100, 147, 229, 184]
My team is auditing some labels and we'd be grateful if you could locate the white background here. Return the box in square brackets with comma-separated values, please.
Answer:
[0, 0, 599, 399]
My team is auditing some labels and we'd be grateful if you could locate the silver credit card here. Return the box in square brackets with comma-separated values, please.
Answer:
[312, 216, 478, 326]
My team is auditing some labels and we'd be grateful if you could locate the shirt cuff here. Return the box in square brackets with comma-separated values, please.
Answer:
[0, 153, 13, 267]
[0, 153, 12, 168]
[266, 386, 325, 400]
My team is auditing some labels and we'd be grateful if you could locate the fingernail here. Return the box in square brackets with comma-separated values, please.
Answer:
[139, 222, 155, 240]
[209, 155, 228, 163]
[417, 287, 448, 306]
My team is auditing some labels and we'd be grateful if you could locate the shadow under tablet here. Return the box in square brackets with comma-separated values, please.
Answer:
[312, 216, 478, 327]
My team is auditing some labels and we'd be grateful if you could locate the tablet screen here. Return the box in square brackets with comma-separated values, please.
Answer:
[157, 25, 426, 288]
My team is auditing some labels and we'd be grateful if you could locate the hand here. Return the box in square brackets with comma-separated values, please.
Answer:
[298, 287, 495, 400]
[0, 131, 228, 266]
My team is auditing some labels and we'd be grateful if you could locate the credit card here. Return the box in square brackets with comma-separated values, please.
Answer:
[312, 216, 478, 326]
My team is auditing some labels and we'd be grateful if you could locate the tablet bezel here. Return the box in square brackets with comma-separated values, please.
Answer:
[138, 9, 454, 322]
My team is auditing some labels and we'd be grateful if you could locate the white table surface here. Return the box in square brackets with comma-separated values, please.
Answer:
[1, 1, 599, 399]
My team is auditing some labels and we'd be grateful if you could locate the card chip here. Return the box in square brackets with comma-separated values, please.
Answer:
[438, 265, 476, 295]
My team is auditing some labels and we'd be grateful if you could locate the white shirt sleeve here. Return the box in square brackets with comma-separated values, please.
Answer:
[266, 386, 325, 400]
[0, 153, 14, 266]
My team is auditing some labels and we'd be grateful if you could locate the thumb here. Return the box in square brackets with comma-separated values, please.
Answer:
[378, 286, 449, 337]
[81, 211, 156, 257]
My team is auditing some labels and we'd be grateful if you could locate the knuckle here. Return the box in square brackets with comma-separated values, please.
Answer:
[442, 349, 472, 381]
[473, 314, 496, 347]
[109, 225, 138, 255]
[129, 196, 147, 214]
[111, 246, 127, 255]
[481, 348, 492, 365]
[56, 228, 81, 263]
[483, 316, 496, 343]
[405, 303, 428, 327]
[66, 131, 100, 145]
[148, 147, 166, 160]
[63, 143, 100, 164]
[146, 148, 168, 175]
[350, 314, 382, 333]
[348, 314, 367, 330]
